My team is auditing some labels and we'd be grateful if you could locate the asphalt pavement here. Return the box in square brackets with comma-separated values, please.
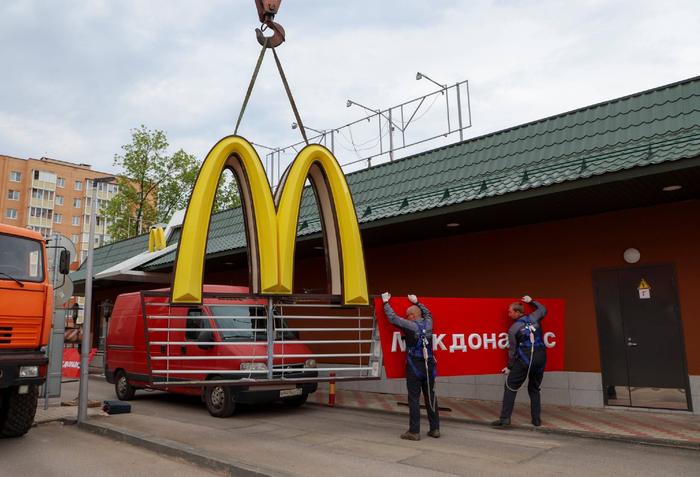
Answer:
[39, 377, 700, 477]
[0, 421, 222, 477]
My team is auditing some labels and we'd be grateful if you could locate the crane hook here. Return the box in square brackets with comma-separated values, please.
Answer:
[255, 0, 285, 48]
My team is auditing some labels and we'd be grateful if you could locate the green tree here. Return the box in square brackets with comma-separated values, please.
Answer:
[213, 169, 241, 213]
[104, 125, 241, 241]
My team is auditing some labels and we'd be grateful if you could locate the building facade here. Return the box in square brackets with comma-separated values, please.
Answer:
[73, 76, 700, 414]
[0, 155, 118, 267]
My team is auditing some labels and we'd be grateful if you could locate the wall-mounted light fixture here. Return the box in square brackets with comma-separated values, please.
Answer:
[623, 248, 641, 264]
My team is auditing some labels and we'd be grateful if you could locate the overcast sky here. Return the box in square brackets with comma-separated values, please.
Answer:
[1, 0, 699, 176]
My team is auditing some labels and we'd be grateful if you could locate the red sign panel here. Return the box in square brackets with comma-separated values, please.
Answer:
[62, 348, 97, 379]
[375, 297, 565, 378]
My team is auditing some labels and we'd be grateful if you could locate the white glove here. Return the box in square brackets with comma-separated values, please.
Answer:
[407, 294, 418, 304]
[521, 295, 533, 303]
[501, 367, 510, 375]
[381, 292, 391, 303]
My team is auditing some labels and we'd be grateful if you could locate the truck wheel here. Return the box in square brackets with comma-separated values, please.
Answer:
[282, 392, 308, 408]
[204, 383, 235, 418]
[0, 385, 39, 437]
[115, 371, 135, 401]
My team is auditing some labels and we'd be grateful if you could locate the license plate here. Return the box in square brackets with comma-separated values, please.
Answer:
[280, 388, 302, 398]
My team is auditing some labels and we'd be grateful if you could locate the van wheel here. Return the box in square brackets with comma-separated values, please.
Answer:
[115, 371, 135, 401]
[0, 385, 39, 437]
[282, 392, 308, 408]
[204, 383, 236, 418]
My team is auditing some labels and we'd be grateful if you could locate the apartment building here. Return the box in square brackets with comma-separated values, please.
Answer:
[0, 154, 118, 268]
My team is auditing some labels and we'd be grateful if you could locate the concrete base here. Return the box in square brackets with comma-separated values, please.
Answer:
[331, 368, 699, 414]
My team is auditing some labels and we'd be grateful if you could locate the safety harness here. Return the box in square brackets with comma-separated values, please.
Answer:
[405, 320, 438, 412]
[505, 317, 545, 392]
[515, 317, 546, 367]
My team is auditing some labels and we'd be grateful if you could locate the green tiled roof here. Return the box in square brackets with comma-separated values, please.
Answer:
[70, 233, 150, 283]
[87, 76, 700, 276]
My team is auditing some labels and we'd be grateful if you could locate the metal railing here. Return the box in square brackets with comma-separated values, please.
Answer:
[258, 81, 472, 188]
[140, 291, 382, 387]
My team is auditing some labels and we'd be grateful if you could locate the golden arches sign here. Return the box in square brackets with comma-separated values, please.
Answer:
[148, 227, 166, 252]
[171, 136, 368, 306]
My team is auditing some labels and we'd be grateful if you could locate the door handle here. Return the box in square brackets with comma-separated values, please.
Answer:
[181, 346, 187, 354]
[627, 338, 638, 347]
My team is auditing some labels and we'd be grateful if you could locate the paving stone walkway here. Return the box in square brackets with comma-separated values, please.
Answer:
[309, 388, 700, 448]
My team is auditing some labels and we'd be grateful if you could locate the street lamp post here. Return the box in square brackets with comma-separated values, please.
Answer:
[78, 176, 115, 423]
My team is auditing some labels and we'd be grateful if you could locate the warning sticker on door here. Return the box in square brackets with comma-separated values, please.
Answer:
[638, 278, 651, 299]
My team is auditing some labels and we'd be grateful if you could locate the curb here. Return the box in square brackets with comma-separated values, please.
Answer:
[73, 419, 283, 477]
[307, 401, 700, 451]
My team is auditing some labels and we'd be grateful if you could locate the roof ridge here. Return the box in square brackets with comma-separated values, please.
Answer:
[308, 129, 700, 215]
[345, 112, 700, 197]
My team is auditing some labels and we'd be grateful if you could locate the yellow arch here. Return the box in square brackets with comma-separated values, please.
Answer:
[276, 145, 367, 305]
[171, 136, 279, 303]
[171, 137, 368, 306]
[148, 227, 166, 252]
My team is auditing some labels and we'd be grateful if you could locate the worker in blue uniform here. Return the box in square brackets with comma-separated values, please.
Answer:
[382, 292, 440, 440]
[492, 295, 547, 428]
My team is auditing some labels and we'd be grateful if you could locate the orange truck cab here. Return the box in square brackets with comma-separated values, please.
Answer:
[105, 285, 318, 417]
[0, 224, 55, 437]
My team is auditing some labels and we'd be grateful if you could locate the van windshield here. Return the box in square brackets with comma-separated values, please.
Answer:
[207, 305, 298, 341]
[0, 233, 44, 283]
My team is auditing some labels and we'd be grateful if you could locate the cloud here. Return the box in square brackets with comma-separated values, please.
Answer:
[0, 0, 698, 175]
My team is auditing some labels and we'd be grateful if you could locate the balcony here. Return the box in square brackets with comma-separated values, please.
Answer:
[31, 178, 57, 191]
[27, 216, 53, 228]
[29, 197, 55, 209]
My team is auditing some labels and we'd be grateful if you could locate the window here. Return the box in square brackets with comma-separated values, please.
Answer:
[29, 207, 52, 220]
[54, 213, 62, 224]
[72, 216, 80, 226]
[0, 233, 44, 282]
[73, 198, 81, 208]
[31, 188, 53, 201]
[9, 171, 21, 182]
[185, 309, 204, 340]
[5, 208, 18, 219]
[57, 177, 65, 188]
[33, 227, 51, 238]
[7, 190, 19, 200]
[71, 234, 80, 243]
[206, 306, 297, 341]
[33, 170, 57, 182]
[74, 180, 82, 191]
[55, 195, 64, 205]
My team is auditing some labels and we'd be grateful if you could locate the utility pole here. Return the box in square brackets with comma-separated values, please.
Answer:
[78, 176, 114, 423]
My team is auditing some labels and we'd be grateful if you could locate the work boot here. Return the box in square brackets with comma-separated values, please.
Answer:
[400, 431, 420, 441]
[427, 429, 441, 438]
[531, 418, 541, 427]
[491, 418, 511, 428]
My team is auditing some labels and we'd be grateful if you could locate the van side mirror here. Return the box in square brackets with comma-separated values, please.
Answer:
[59, 249, 70, 275]
[197, 330, 214, 350]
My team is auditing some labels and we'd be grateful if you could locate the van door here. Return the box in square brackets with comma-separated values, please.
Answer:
[181, 308, 214, 384]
